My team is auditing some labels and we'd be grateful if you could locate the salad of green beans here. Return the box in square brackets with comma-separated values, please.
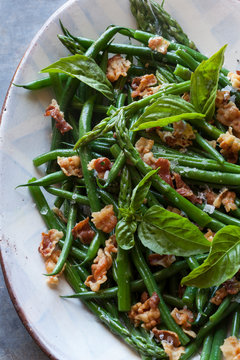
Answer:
[17, 0, 240, 359]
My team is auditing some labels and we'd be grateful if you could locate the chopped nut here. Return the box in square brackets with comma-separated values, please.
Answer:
[92, 204, 117, 233]
[57, 156, 82, 177]
[171, 307, 194, 330]
[128, 292, 160, 330]
[72, 217, 95, 244]
[45, 249, 65, 285]
[211, 277, 240, 305]
[85, 235, 117, 292]
[88, 157, 112, 179]
[174, 173, 202, 204]
[220, 336, 240, 360]
[217, 102, 240, 137]
[228, 71, 240, 90]
[53, 207, 68, 224]
[106, 54, 131, 82]
[148, 254, 176, 267]
[155, 157, 174, 187]
[162, 342, 185, 360]
[152, 328, 180, 347]
[45, 99, 72, 134]
[215, 90, 231, 108]
[217, 128, 240, 163]
[131, 74, 160, 98]
[204, 229, 215, 242]
[182, 92, 190, 102]
[39, 229, 63, 258]
[213, 187, 237, 212]
[135, 137, 154, 156]
[148, 36, 170, 54]
[157, 121, 195, 148]
[206, 139, 217, 148]
[182, 329, 197, 338]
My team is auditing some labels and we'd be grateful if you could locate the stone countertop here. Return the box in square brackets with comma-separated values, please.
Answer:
[0, 1, 66, 358]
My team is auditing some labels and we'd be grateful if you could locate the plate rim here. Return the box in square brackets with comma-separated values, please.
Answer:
[0, 1, 77, 358]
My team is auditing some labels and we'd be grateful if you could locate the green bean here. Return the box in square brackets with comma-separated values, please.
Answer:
[163, 294, 185, 309]
[97, 189, 118, 213]
[18, 171, 68, 188]
[13, 73, 68, 90]
[117, 248, 131, 311]
[194, 133, 224, 164]
[174, 64, 192, 81]
[45, 186, 90, 206]
[33, 149, 77, 167]
[197, 204, 240, 227]
[196, 288, 209, 315]
[231, 305, 240, 337]
[182, 286, 197, 308]
[54, 180, 72, 209]
[193, 287, 218, 327]
[209, 296, 232, 322]
[209, 323, 226, 360]
[200, 333, 214, 360]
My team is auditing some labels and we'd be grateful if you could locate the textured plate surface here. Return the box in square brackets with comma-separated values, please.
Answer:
[1, 0, 240, 359]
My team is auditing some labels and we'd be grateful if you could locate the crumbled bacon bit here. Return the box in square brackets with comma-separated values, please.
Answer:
[204, 229, 215, 242]
[140, 291, 149, 303]
[171, 307, 194, 330]
[182, 92, 190, 102]
[228, 72, 240, 90]
[204, 188, 217, 205]
[148, 36, 170, 54]
[161, 342, 185, 360]
[131, 74, 160, 98]
[217, 128, 240, 163]
[157, 121, 195, 148]
[220, 336, 240, 360]
[215, 90, 231, 108]
[72, 217, 95, 244]
[57, 156, 82, 178]
[91, 205, 117, 233]
[217, 102, 240, 138]
[88, 157, 112, 179]
[106, 54, 131, 82]
[135, 137, 154, 156]
[45, 249, 65, 285]
[174, 173, 202, 204]
[211, 277, 240, 305]
[155, 157, 174, 187]
[53, 207, 68, 224]
[213, 187, 237, 212]
[148, 254, 176, 267]
[85, 236, 117, 292]
[128, 292, 160, 330]
[45, 99, 72, 134]
[152, 328, 180, 347]
[39, 229, 63, 258]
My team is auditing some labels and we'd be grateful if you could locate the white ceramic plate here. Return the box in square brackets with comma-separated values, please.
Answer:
[1, 0, 240, 359]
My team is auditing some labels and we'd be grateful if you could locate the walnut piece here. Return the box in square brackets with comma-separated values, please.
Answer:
[45, 249, 65, 285]
[57, 156, 82, 177]
[220, 336, 240, 360]
[217, 103, 240, 138]
[217, 128, 240, 163]
[161, 342, 185, 360]
[85, 236, 117, 292]
[45, 99, 72, 134]
[215, 90, 230, 108]
[72, 217, 95, 244]
[88, 157, 112, 179]
[135, 137, 154, 156]
[213, 187, 237, 212]
[171, 307, 194, 330]
[148, 254, 176, 267]
[92, 204, 117, 233]
[228, 71, 240, 90]
[157, 121, 195, 148]
[39, 229, 63, 258]
[204, 229, 215, 242]
[211, 277, 240, 305]
[131, 74, 160, 98]
[128, 292, 160, 330]
[148, 36, 170, 54]
[106, 54, 131, 82]
[152, 328, 180, 347]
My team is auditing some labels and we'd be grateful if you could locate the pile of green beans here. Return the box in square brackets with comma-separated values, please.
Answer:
[17, 9, 240, 360]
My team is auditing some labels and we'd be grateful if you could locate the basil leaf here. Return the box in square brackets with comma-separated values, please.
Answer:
[115, 218, 137, 250]
[181, 225, 240, 288]
[41, 54, 114, 101]
[130, 169, 158, 212]
[190, 45, 227, 121]
[130, 95, 205, 131]
[138, 205, 211, 256]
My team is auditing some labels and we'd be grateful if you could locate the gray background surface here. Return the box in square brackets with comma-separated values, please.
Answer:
[0, 1, 66, 359]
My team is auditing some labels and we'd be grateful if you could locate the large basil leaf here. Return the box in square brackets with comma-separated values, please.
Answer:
[190, 45, 227, 121]
[181, 226, 240, 288]
[41, 54, 114, 101]
[130, 95, 205, 131]
[138, 205, 211, 256]
[115, 218, 137, 250]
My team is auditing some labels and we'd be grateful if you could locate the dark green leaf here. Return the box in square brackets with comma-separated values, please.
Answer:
[181, 225, 240, 288]
[41, 54, 114, 101]
[115, 218, 137, 250]
[190, 45, 227, 121]
[130, 95, 205, 131]
[138, 205, 210, 256]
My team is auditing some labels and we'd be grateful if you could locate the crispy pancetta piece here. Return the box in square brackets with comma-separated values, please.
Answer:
[135, 137, 154, 156]
[217, 102, 240, 138]
[174, 173, 202, 204]
[39, 229, 63, 258]
[213, 187, 237, 212]
[72, 217, 95, 244]
[106, 54, 131, 82]
[228, 71, 240, 90]
[91, 205, 117, 233]
[85, 236, 117, 292]
[148, 254, 176, 267]
[215, 90, 230, 108]
[220, 336, 240, 360]
[148, 36, 170, 54]
[128, 292, 160, 330]
[155, 157, 174, 187]
[88, 157, 112, 179]
[217, 128, 240, 163]
[45, 249, 65, 285]
[157, 121, 195, 148]
[204, 229, 215, 242]
[131, 74, 160, 98]
[57, 156, 82, 178]
[211, 277, 240, 305]
[45, 99, 72, 134]
[53, 207, 68, 224]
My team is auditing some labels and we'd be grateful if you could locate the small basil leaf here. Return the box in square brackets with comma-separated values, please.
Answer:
[190, 45, 227, 121]
[130, 94, 205, 131]
[181, 225, 240, 288]
[138, 205, 210, 256]
[115, 218, 137, 250]
[130, 169, 158, 212]
[41, 54, 114, 101]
